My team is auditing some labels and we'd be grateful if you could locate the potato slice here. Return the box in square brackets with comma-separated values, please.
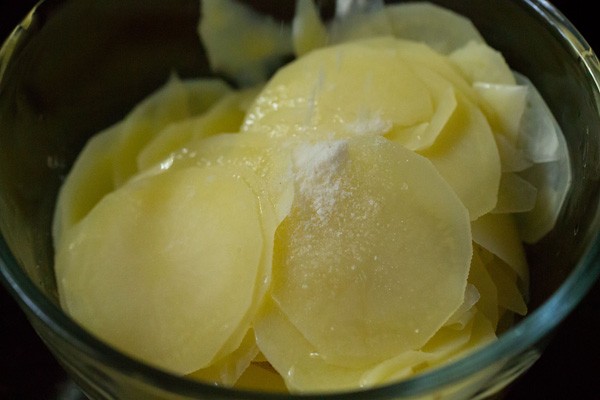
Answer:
[329, 2, 485, 54]
[167, 132, 295, 223]
[418, 91, 501, 220]
[111, 76, 230, 186]
[234, 362, 288, 393]
[52, 123, 121, 244]
[272, 136, 471, 368]
[243, 41, 433, 141]
[493, 172, 538, 214]
[473, 83, 528, 142]
[469, 246, 500, 328]
[254, 298, 367, 393]
[450, 41, 516, 85]
[471, 212, 529, 284]
[187, 328, 259, 386]
[198, 0, 293, 86]
[56, 166, 266, 374]
[292, 0, 328, 57]
[137, 87, 260, 171]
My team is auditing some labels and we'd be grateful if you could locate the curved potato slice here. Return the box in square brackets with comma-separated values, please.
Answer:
[52, 123, 121, 244]
[110, 76, 230, 186]
[329, 2, 485, 54]
[418, 92, 501, 220]
[243, 41, 433, 141]
[293, 0, 328, 57]
[56, 166, 265, 374]
[471, 212, 529, 285]
[137, 87, 259, 171]
[272, 136, 471, 368]
[254, 298, 367, 393]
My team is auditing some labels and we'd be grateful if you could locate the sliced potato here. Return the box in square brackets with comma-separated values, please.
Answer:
[111, 76, 230, 186]
[137, 87, 259, 171]
[56, 166, 267, 374]
[330, 2, 485, 54]
[272, 136, 471, 368]
[198, 0, 293, 86]
[293, 0, 328, 56]
[418, 92, 501, 220]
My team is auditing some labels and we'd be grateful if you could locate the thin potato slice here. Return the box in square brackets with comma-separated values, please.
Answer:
[56, 166, 265, 374]
[272, 136, 471, 368]
[292, 0, 328, 57]
[254, 297, 367, 393]
[111, 76, 230, 185]
[418, 92, 501, 220]
[168, 132, 295, 222]
[471, 212, 529, 284]
[330, 2, 485, 54]
[52, 123, 121, 244]
[473, 83, 528, 142]
[243, 41, 433, 141]
[493, 172, 538, 214]
[469, 246, 500, 328]
[449, 42, 516, 85]
[198, 0, 293, 86]
[234, 362, 288, 393]
[137, 87, 259, 171]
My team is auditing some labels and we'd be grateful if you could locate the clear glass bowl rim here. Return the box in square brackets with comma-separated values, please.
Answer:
[1, 0, 600, 398]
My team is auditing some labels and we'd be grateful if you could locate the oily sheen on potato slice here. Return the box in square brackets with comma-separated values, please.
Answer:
[243, 41, 433, 140]
[112, 76, 230, 185]
[272, 136, 472, 368]
[56, 166, 265, 374]
[136, 87, 259, 171]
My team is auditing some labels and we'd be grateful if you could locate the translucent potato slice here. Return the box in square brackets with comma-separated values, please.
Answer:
[418, 91, 501, 220]
[255, 298, 367, 393]
[137, 87, 260, 171]
[198, 0, 293, 86]
[187, 328, 259, 387]
[471, 213, 529, 284]
[474, 83, 528, 142]
[292, 0, 328, 57]
[167, 132, 295, 223]
[493, 172, 538, 214]
[329, 2, 485, 54]
[56, 166, 267, 374]
[469, 247, 500, 328]
[111, 76, 230, 186]
[243, 41, 433, 141]
[449, 41, 516, 85]
[234, 362, 288, 393]
[272, 136, 472, 368]
[52, 123, 122, 244]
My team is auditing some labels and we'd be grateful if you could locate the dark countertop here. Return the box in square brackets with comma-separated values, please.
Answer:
[1, 1, 599, 399]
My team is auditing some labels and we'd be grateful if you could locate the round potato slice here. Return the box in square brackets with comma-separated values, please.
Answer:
[272, 136, 472, 368]
[242, 41, 433, 141]
[56, 166, 266, 374]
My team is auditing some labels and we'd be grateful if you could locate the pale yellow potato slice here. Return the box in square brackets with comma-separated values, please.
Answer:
[418, 91, 501, 220]
[485, 257, 528, 316]
[469, 246, 500, 329]
[187, 329, 259, 387]
[473, 83, 528, 142]
[136, 87, 260, 171]
[450, 41, 516, 85]
[292, 0, 328, 57]
[234, 362, 288, 393]
[111, 76, 230, 186]
[167, 132, 295, 223]
[493, 172, 538, 214]
[494, 134, 533, 173]
[329, 2, 485, 54]
[56, 166, 266, 374]
[272, 136, 471, 368]
[52, 123, 121, 244]
[254, 297, 367, 393]
[198, 0, 293, 86]
[471, 213, 529, 285]
[242, 41, 433, 141]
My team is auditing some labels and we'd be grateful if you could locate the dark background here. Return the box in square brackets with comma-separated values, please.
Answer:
[1, 1, 599, 399]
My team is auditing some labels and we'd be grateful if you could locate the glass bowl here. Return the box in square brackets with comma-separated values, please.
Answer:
[1, 0, 599, 399]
